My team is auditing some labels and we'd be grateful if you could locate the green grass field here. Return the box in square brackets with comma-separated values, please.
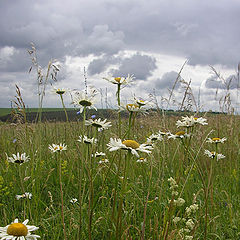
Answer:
[0, 111, 239, 239]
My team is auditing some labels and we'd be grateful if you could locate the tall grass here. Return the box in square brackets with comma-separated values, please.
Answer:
[0, 112, 239, 239]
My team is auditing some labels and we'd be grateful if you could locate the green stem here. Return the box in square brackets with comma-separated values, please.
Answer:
[117, 84, 122, 138]
[60, 94, 69, 122]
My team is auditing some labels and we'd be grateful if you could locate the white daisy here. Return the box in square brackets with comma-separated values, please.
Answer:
[16, 192, 32, 200]
[206, 137, 227, 144]
[49, 143, 67, 153]
[204, 150, 225, 161]
[120, 103, 148, 114]
[78, 135, 97, 145]
[92, 152, 106, 158]
[176, 116, 208, 128]
[136, 157, 147, 163]
[107, 138, 153, 158]
[103, 74, 134, 86]
[72, 90, 97, 113]
[70, 198, 78, 204]
[85, 118, 112, 131]
[98, 158, 109, 164]
[6, 153, 30, 165]
[0, 218, 40, 239]
[146, 133, 163, 143]
[51, 87, 69, 95]
[168, 131, 190, 140]
[133, 97, 154, 108]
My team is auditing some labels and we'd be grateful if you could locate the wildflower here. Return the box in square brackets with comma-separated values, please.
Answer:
[168, 177, 178, 190]
[185, 204, 199, 216]
[12, 139, 17, 143]
[107, 138, 153, 158]
[78, 135, 97, 145]
[121, 103, 148, 114]
[146, 133, 163, 144]
[136, 157, 147, 163]
[85, 118, 112, 131]
[172, 216, 181, 224]
[185, 219, 195, 230]
[91, 115, 96, 119]
[6, 153, 30, 165]
[103, 74, 134, 86]
[204, 150, 225, 161]
[98, 158, 109, 164]
[49, 143, 67, 153]
[158, 131, 171, 136]
[92, 152, 106, 158]
[206, 137, 227, 144]
[0, 218, 40, 239]
[72, 90, 97, 113]
[176, 116, 208, 128]
[51, 87, 69, 95]
[174, 197, 185, 207]
[168, 131, 190, 139]
[70, 198, 78, 204]
[16, 192, 32, 200]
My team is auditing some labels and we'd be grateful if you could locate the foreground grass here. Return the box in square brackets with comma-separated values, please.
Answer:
[0, 113, 239, 239]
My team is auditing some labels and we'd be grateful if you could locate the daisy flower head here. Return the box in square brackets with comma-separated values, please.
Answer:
[206, 137, 227, 144]
[78, 135, 97, 145]
[85, 118, 112, 131]
[107, 138, 153, 158]
[70, 198, 78, 204]
[168, 131, 190, 140]
[146, 133, 163, 144]
[136, 157, 147, 163]
[6, 153, 30, 165]
[98, 158, 109, 164]
[121, 103, 148, 114]
[133, 96, 154, 108]
[204, 150, 225, 161]
[72, 90, 98, 113]
[103, 74, 134, 86]
[49, 143, 67, 153]
[176, 116, 208, 128]
[16, 192, 32, 200]
[51, 87, 69, 95]
[92, 152, 106, 158]
[0, 218, 40, 239]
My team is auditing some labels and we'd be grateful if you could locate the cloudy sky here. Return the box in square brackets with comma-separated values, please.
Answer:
[1, 0, 240, 112]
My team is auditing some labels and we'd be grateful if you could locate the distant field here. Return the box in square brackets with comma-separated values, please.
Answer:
[0, 108, 75, 117]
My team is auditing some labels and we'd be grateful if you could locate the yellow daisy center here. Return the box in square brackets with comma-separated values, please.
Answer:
[122, 140, 140, 149]
[79, 100, 92, 107]
[175, 131, 186, 136]
[137, 100, 146, 106]
[7, 223, 28, 236]
[54, 146, 58, 151]
[126, 104, 139, 111]
[114, 77, 121, 83]
[212, 137, 220, 141]
[59, 146, 63, 150]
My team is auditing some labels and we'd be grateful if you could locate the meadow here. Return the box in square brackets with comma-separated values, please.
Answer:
[0, 52, 239, 239]
[0, 107, 239, 239]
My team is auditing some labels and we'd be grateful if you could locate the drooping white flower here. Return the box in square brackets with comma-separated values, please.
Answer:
[70, 198, 78, 204]
[146, 133, 163, 144]
[107, 138, 153, 158]
[16, 192, 32, 200]
[51, 87, 69, 95]
[0, 218, 40, 239]
[204, 150, 225, 161]
[92, 152, 106, 158]
[85, 118, 112, 131]
[6, 153, 30, 165]
[78, 135, 97, 145]
[168, 131, 190, 140]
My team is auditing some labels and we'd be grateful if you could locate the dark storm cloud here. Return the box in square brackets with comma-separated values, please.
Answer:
[205, 75, 239, 89]
[1, 0, 240, 67]
[111, 53, 157, 80]
[154, 71, 181, 90]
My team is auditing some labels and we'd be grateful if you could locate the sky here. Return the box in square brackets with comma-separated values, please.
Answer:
[0, 0, 240, 112]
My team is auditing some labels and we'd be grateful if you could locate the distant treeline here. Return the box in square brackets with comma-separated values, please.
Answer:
[0, 108, 225, 123]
